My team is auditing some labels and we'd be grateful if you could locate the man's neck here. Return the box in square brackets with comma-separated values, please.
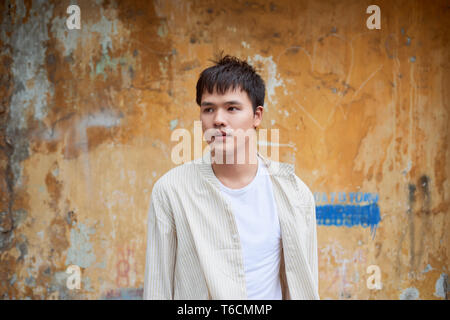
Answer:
[211, 150, 259, 189]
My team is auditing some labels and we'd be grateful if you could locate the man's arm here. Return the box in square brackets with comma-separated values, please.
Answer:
[143, 181, 176, 300]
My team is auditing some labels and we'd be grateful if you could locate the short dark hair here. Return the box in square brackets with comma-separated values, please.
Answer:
[196, 54, 265, 114]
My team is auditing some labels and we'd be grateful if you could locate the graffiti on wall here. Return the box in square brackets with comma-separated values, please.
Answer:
[314, 191, 381, 237]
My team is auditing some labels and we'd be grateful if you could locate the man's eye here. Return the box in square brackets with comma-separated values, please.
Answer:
[204, 108, 213, 113]
[229, 107, 238, 111]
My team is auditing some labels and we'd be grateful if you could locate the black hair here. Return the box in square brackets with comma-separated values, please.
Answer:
[196, 53, 265, 114]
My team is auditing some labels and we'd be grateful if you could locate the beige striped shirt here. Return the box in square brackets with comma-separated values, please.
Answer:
[143, 150, 320, 300]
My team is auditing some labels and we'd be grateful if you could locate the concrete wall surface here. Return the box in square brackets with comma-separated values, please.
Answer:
[0, 0, 448, 299]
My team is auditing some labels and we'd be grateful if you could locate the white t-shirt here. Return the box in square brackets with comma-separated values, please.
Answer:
[214, 156, 282, 299]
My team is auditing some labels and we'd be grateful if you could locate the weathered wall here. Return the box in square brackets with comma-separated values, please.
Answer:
[0, 0, 448, 299]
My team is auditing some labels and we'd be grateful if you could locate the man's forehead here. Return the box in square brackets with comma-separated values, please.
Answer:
[200, 86, 249, 102]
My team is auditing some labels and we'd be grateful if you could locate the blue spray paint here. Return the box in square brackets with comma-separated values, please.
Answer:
[314, 191, 381, 239]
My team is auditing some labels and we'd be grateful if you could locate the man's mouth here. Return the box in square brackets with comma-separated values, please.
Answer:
[212, 130, 231, 140]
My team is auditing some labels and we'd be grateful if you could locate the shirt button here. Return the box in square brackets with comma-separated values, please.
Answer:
[239, 270, 245, 277]
[232, 234, 238, 240]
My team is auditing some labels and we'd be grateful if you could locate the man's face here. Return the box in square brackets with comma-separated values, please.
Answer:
[200, 87, 263, 163]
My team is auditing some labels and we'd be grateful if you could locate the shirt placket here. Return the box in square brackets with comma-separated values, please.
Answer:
[223, 200, 248, 298]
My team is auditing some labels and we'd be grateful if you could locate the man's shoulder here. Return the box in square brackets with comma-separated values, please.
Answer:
[292, 174, 315, 207]
[152, 160, 199, 194]
[259, 154, 315, 206]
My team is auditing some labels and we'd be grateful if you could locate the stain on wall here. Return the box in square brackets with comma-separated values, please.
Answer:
[0, 0, 448, 299]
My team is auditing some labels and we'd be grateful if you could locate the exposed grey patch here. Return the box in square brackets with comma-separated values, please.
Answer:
[66, 210, 77, 226]
[51, 6, 118, 57]
[7, 136, 30, 188]
[400, 287, 419, 300]
[339, 291, 351, 299]
[0, 1, 55, 259]
[12, 209, 27, 228]
[64, 53, 75, 64]
[16, 238, 28, 262]
[9, 274, 17, 285]
[128, 65, 134, 79]
[46, 53, 56, 66]
[4, 0, 54, 126]
[408, 184, 416, 207]
[65, 222, 96, 268]
[50, 271, 77, 299]
[421, 264, 433, 274]
[0, 230, 14, 251]
[410, 56, 416, 63]
[0, 211, 12, 233]
[13, 81, 25, 94]
[434, 273, 448, 299]
[25, 276, 36, 287]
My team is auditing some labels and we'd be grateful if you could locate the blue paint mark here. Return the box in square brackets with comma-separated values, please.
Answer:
[316, 203, 381, 238]
[314, 192, 379, 204]
[410, 56, 416, 63]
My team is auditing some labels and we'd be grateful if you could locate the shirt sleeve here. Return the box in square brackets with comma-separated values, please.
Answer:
[309, 198, 320, 298]
[294, 175, 320, 299]
[143, 181, 177, 300]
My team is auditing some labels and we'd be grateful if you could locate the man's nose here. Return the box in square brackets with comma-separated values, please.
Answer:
[213, 108, 227, 127]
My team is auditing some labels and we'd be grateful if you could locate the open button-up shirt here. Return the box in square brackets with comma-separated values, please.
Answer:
[144, 150, 320, 300]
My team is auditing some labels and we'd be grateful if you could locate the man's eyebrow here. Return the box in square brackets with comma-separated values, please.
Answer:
[200, 101, 215, 107]
[224, 100, 243, 106]
[200, 100, 243, 107]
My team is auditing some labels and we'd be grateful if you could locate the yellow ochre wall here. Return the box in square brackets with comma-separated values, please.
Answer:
[0, 0, 448, 299]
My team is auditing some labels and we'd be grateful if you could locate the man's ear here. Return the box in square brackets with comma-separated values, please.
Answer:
[254, 105, 264, 128]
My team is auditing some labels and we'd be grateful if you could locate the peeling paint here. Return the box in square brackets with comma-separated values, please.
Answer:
[421, 264, 433, 274]
[66, 222, 96, 269]
[434, 273, 448, 299]
[247, 54, 286, 108]
[400, 287, 420, 300]
[169, 119, 178, 131]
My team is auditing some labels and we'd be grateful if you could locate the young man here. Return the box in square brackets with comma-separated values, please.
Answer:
[143, 55, 319, 300]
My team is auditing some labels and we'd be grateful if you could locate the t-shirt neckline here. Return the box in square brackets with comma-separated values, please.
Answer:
[214, 156, 262, 195]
